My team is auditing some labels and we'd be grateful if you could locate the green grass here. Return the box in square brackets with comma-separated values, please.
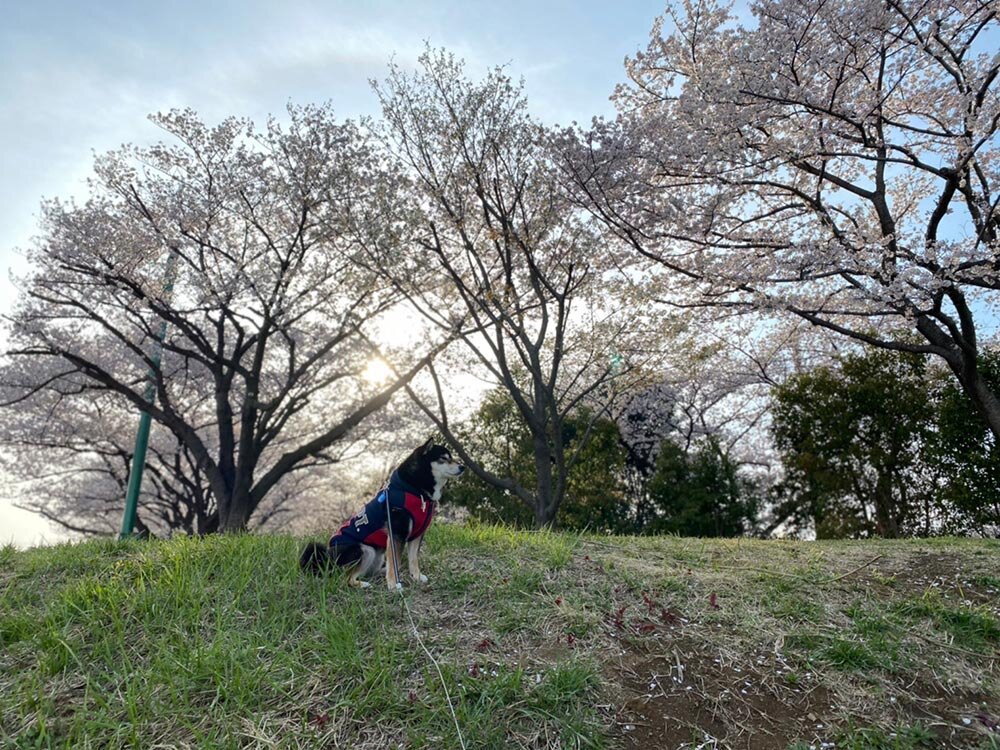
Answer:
[833, 722, 941, 750]
[2, 528, 998, 749]
[0, 532, 603, 749]
[894, 592, 1000, 652]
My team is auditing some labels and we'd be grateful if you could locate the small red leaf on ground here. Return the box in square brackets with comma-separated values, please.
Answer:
[637, 621, 656, 634]
[660, 607, 679, 624]
[475, 637, 494, 652]
[408, 690, 418, 703]
[555, 597, 563, 606]
[976, 713, 998, 730]
[566, 633, 576, 647]
[312, 713, 330, 728]
[611, 605, 627, 630]
[709, 592, 720, 610]
[468, 662, 481, 678]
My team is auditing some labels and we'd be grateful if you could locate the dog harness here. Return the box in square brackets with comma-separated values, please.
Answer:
[329, 471, 435, 550]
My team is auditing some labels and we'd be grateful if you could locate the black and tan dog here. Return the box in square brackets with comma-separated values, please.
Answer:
[299, 439, 464, 589]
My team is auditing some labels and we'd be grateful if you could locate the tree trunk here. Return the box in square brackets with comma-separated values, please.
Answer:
[961, 365, 1000, 443]
[216, 483, 253, 533]
[200, 512, 220, 535]
[872, 474, 899, 539]
[532, 433, 557, 529]
[533, 502, 557, 529]
[219, 501, 250, 532]
[917, 315, 1000, 441]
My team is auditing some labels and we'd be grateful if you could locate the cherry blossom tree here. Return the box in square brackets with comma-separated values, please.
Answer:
[1, 106, 447, 532]
[0, 380, 221, 537]
[0, 359, 409, 537]
[558, 0, 1000, 437]
[371, 50, 650, 527]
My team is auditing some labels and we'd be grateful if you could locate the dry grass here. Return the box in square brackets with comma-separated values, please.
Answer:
[555, 535, 1000, 750]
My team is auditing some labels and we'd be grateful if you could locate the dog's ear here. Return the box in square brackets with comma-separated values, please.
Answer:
[421, 437, 435, 454]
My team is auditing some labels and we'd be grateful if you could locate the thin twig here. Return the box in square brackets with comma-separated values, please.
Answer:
[826, 554, 885, 582]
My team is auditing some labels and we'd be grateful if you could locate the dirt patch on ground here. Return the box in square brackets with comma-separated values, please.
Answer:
[606, 636, 835, 750]
[605, 632, 1000, 750]
[882, 551, 1000, 604]
[900, 674, 1000, 745]
[552, 540, 1000, 748]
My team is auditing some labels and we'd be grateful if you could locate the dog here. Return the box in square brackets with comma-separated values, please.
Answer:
[299, 439, 465, 589]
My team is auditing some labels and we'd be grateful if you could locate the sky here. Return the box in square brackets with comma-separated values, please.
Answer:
[0, 0, 667, 546]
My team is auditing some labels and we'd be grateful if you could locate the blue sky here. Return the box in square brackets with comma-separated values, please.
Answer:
[0, 0, 666, 545]
[0, 0, 664, 295]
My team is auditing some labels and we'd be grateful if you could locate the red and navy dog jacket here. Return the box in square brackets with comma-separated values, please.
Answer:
[329, 470, 435, 550]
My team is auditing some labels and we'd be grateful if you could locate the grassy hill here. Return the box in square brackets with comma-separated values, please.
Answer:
[1, 526, 998, 749]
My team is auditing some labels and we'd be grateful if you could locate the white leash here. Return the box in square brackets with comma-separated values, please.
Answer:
[398, 593, 468, 750]
[384, 496, 468, 750]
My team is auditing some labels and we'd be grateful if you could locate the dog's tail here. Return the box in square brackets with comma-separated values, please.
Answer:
[299, 541, 332, 575]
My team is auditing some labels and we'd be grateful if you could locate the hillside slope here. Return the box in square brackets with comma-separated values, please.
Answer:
[1, 527, 998, 749]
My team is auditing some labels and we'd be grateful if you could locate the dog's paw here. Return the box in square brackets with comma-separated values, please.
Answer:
[358, 581, 372, 589]
[390, 581, 404, 592]
[418, 574, 429, 585]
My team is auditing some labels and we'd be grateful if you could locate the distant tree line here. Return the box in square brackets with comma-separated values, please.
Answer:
[447, 388, 760, 537]
[446, 348, 1000, 539]
[769, 349, 1000, 539]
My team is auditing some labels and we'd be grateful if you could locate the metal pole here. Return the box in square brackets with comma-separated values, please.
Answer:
[120, 251, 178, 539]
[119, 364, 162, 539]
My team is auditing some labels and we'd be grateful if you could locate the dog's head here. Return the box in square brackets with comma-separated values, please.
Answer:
[399, 438, 465, 498]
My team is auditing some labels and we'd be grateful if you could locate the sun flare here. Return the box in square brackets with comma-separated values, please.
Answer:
[361, 356, 394, 385]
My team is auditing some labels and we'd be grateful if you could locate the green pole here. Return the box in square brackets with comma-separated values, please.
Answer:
[119, 375, 161, 539]
[120, 252, 178, 539]
[120, 406, 154, 538]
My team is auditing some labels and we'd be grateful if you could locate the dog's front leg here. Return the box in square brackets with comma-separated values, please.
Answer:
[385, 535, 404, 591]
[406, 538, 428, 585]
